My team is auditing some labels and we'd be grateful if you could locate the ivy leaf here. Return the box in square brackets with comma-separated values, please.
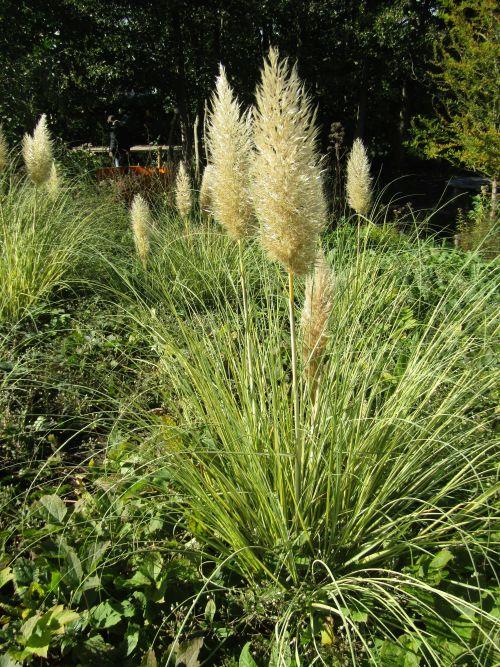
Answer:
[239, 642, 258, 667]
[39, 494, 67, 524]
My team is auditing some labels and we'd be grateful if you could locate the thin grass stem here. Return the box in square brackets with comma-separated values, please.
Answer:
[288, 271, 301, 505]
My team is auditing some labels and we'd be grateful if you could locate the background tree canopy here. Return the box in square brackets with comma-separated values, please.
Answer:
[0, 0, 441, 165]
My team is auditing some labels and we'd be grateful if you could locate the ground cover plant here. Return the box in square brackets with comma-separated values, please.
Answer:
[0, 51, 499, 667]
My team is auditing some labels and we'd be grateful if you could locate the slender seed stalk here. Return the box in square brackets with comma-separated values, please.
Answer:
[238, 239, 254, 416]
[288, 271, 301, 503]
[252, 49, 327, 508]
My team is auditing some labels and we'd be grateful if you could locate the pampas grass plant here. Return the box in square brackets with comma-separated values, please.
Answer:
[0, 125, 8, 172]
[206, 65, 254, 240]
[22, 114, 53, 186]
[346, 137, 373, 217]
[134, 229, 499, 664]
[175, 161, 192, 222]
[252, 48, 327, 502]
[301, 251, 334, 398]
[130, 193, 153, 268]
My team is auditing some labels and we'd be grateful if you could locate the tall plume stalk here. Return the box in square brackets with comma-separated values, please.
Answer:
[22, 114, 53, 186]
[206, 65, 255, 404]
[199, 164, 214, 215]
[346, 137, 372, 217]
[0, 125, 8, 172]
[301, 252, 334, 404]
[46, 161, 60, 199]
[175, 161, 193, 225]
[130, 194, 153, 268]
[252, 48, 327, 504]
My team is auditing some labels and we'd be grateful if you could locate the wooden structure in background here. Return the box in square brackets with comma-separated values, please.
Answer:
[73, 144, 182, 168]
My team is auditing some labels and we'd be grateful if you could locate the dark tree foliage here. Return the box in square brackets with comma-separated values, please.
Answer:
[0, 0, 440, 161]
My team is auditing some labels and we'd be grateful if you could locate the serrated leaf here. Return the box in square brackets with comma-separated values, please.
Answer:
[239, 642, 258, 667]
[39, 494, 67, 524]
[91, 601, 123, 629]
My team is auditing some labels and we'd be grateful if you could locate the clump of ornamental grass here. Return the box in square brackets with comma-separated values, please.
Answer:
[199, 163, 214, 215]
[301, 251, 334, 398]
[175, 161, 192, 222]
[0, 125, 8, 172]
[0, 178, 103, 323]
[346, 137, 373, 216]
[22, 114, 53, 186]
[252, 48, 327, 503]
[206, 65, 254, 240]
[138, 231, 499, 664]
[130, 193, 153, 268]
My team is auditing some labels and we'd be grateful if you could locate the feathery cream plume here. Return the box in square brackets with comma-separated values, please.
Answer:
[175, 161, 192, 220]
[22, 114, 53, 186]
[301, 252, 334, 387]
[0, 125, 8, 172]
[252, 48, 327, 504]
[206, 66, 254, 239]
[346, 138, 372, 216]
[46, 161, 60, 198]
[199, 163, 214, 214]
[252, 48, 327, 276]
[130, 194, 152, 268]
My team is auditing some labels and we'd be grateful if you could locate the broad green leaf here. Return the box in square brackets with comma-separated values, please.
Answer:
[0, 567, 13, 589]
[91, 601, 123, 629]
[57, 538, 83, 586]
[430, 549, 454, 571]
[175, 637, 204, 667]
[140, 649, 157, 667]
[13, 559, 37, 589]
[125, 623, 140, 656]
[204, 598, 216, 624]
[20, 614, 41, 640]
[239, 642, 258, 667]
[52, 606, 79, 628]
[352, 611, 368, 623]
[39, 494, 67, 524]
